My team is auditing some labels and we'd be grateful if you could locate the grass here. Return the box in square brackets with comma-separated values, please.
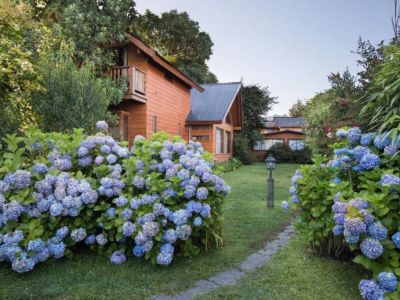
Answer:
[198, 235, 367, 300]
[0, 163, 298, 299]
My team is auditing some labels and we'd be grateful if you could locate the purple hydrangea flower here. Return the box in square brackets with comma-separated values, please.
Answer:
[33, 163, 48, 175]
[367, 222, 387, 241]
[380, 174, 400, 186]
[196, 187, 209, 200]
[281, 201, 289, 210]
[96, 121, 108, 130]
[384, 145, 397, 156]
[344, 217, 367, 235]
[133, 176, 145, 189]
[359, 279, 384, 300]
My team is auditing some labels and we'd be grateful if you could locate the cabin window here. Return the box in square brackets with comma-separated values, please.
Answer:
[152, 116, 158, 133]
[225, 131, 231, 153]
[289, 139, 304, 150]
[135, 69, 146, 94]
[193, 135, 209, 141]
[192, 126, 210, 131]
[216, 128, 224, 154]
[253, 139, 284, 150]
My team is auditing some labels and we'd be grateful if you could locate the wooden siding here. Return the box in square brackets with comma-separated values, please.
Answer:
[112, 44, 191, 144]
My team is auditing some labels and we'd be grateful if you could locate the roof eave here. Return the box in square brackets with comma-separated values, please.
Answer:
[127, 34, 204, 92]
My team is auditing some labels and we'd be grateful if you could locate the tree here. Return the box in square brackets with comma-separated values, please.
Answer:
[289, 99, 306, 117]
[31, 44, 125, 133]
[29, 0, 137, 72]
[0, 1, 42, 137]
[242, 85, 277, 146]
[133, 10, 217, 83]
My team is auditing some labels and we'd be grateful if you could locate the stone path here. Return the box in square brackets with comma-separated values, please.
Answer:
[150, 223, 295, 300]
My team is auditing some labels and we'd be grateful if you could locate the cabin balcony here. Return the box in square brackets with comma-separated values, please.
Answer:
[109, 66, 147, 103]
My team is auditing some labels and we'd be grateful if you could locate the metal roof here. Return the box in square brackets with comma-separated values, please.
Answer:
[187, 82, 241, 122]
[263, 117, 306, 128]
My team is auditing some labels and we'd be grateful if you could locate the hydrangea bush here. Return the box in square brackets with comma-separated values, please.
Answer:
[0, 122, 230, 273]
[287, 127, 400, 299]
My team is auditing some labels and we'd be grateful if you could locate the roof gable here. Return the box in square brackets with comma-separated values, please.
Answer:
[127, 34, 203, 92]
[187, 82, 241, 122]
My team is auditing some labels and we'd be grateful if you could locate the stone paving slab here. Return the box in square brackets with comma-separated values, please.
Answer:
[149, 222, 296, 300]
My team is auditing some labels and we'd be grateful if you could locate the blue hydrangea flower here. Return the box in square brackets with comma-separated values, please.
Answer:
[33, 163, 48, 175]
[392, 232, 400, 249]
[374, 134, 391, 149]
[193, 217, 202, 227]
[133, 176, 145, 189]
[172, 209, 189, 226]
[110, 250, 126, 265]
[12, 170, 31, 190]
[377, 272, 397, 292]
[332, 225, 344, 236]
[96, 121, 108, 130]
[367, 222, 387, 241]
[94, 155, 104, 165]
[336, 129, 348, 138]
[344, 218, 367, 235]
[77, 147, 89, 157]
[176, 224, 192, 240]
[184, 185, 196, 199]
[96, 234, 108, 246]
[196, 187, 209, 200]
[11, 257, 36, 273]
[384, 145, 397, 156]
[380, 174, 400, 186]
[200, 204, 211, 217]
[47, 241, 66, 259]
[71, 228, 87, 243]
[106, 154, 117, 164]
[122, 221, 136, 237]
[332, 202, 347, 214]
[132, 245, 145, 257]
[163, 229, 177, 244]
[85, 234, 96, 245]
[334, 213, 345, 225]
[157, 244, 174, 266]
[359, 153, 380, 170]
[347, 127, 362, 144]
[105, 207, 116, 219]
[344, 230, 359, 244]
[360, 238, 383, 259]
[359, 279, 384, 300]
[281, 201, 289, 210]
[360, 133, 375, 146]
[349, 198, 369, 210]
[78, 156, 92, 167]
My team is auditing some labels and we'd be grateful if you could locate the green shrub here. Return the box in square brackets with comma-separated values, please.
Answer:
[214, 158, 242, 173]
[266, 144, 312, 164]
[233, 133, 252, 165]
[289, 127, 400, 299]
[0, 124, 231, 273]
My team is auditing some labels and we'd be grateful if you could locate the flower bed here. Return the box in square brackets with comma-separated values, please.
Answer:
[0, 122, 230, 273]
[287, 128, 400, 299]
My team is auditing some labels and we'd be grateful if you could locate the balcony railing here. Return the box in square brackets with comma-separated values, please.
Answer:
[109, 66, 147, 102]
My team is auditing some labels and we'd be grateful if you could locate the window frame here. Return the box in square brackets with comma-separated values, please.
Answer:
[288, 139, 305, 150]
[215, 127, 224, 154]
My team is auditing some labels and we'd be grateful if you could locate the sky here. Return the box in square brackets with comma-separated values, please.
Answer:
[135, 0, 394, 115]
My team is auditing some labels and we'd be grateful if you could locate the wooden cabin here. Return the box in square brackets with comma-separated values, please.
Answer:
[108, 35, 243, 161]
[252, 117, 306, 160]
[187, 82, 243, 161]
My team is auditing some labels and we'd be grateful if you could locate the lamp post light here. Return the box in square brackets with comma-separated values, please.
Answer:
[265, 155, 276, 208]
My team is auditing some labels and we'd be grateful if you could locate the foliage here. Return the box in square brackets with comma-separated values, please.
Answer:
[0, 1, 42, 137]
[288, 99, 306, 117]
[214, 158, 242, 174]
[288, 127, 400, 299]
[302, 70, 363, 155]
[360, 45, 400, 139]
[30, 0, 137, 72]
[0, 124, 231, 273]
[31, 44, 125, 133]
[233, 133, 253, 165]
[265, 144, 311, 164]
[242, 84, 277, 147]
[133, 9, 217, 84]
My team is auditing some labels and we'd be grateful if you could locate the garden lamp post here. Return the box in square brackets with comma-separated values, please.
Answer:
[265, 155, 276, 208]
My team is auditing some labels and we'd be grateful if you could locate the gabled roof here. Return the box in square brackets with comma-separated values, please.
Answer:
[127, 34, 203, 92]
[187, 82, 242, 122]
[263, 117, 306, 128]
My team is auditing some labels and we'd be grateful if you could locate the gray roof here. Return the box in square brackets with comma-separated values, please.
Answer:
[263, 117, 306, 128]
[187, 82, 241, 122]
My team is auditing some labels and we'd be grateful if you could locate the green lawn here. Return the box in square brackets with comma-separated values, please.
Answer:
[198, 234, 367, 300]
[0, 163, 298, 299]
